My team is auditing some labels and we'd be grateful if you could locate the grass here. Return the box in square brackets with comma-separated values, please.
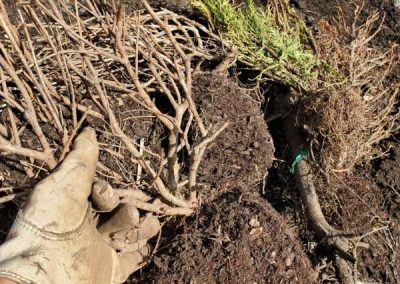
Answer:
[192, 0, 320, 90]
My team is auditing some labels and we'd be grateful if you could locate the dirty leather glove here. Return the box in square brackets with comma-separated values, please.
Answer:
[0, 128, 160, 284]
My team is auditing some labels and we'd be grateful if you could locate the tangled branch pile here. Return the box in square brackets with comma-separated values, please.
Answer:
[0, 0, 228, 215]
[302, 4, 399, 173]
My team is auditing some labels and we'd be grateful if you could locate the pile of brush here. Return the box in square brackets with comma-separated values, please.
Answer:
[0, 0, 229, 215]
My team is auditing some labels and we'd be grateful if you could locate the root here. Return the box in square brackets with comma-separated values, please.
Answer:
[0, 0, 229, 215]
[302, 4, 400, 174]
[283, 112, 358, 284]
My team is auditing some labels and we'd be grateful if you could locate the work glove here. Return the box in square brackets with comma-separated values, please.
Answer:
[0, 128, 160, 284]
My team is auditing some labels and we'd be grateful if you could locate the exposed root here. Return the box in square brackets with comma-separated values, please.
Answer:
[302, 4, 399, 174]
[283, 112, 360, 284]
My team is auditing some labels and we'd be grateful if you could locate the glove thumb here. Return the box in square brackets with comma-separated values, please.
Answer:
[22, 127, 98, 233]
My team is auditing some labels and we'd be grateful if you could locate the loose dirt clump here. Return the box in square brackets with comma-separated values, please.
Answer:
[355, 144, 400, 283]
[357, 226, 400, 283]
[375, 145, 400, 199]
[124, 0, 191, 14]
[142, 192, 316, 283]
[193, 72, 274, 200]
[317, 174, 385, 233]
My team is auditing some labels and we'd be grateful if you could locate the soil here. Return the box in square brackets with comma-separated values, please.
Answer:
[194, 73, 274, 198]
[375, 145, 400, 203]
[296, 0, 400, 46]
[124, 0, 191, 14]
[141, 192, 315, 283]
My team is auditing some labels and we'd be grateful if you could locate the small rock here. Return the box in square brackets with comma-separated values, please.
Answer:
[249, 217, 260, 227]
[249, 227, 263, 237]
[285, 253, 295, 267]
[253, 141, 260, 149]
[117, 97, 124, 106]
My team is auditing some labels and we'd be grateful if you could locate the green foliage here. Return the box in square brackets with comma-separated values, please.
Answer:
[192, 0, 320, 90]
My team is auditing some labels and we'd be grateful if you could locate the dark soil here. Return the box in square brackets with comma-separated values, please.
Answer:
[142, 192, 315, 283]
[124, 0, 191, 14]
[194, 73, 274, 199]
[375, 145, 400, 204]
[356, 144, 400, 283]
[295, 0, 400, 46]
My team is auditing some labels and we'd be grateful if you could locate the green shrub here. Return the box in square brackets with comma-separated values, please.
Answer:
[192, 0, 319, 90]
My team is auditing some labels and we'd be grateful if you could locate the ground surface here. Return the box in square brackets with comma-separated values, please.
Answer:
[0, 0, 399, 283]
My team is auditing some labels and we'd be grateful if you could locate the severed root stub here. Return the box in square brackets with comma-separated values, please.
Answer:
[92, 180, 194, 216]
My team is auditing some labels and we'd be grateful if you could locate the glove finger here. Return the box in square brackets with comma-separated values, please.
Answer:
[109, 215, 160, 250]
[98, 203, 140, 236]
[92, 180, 120, 212]
[113, 245, 151, 283]
[21, 127, 98, 233]
[126, 215, 160, 243]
